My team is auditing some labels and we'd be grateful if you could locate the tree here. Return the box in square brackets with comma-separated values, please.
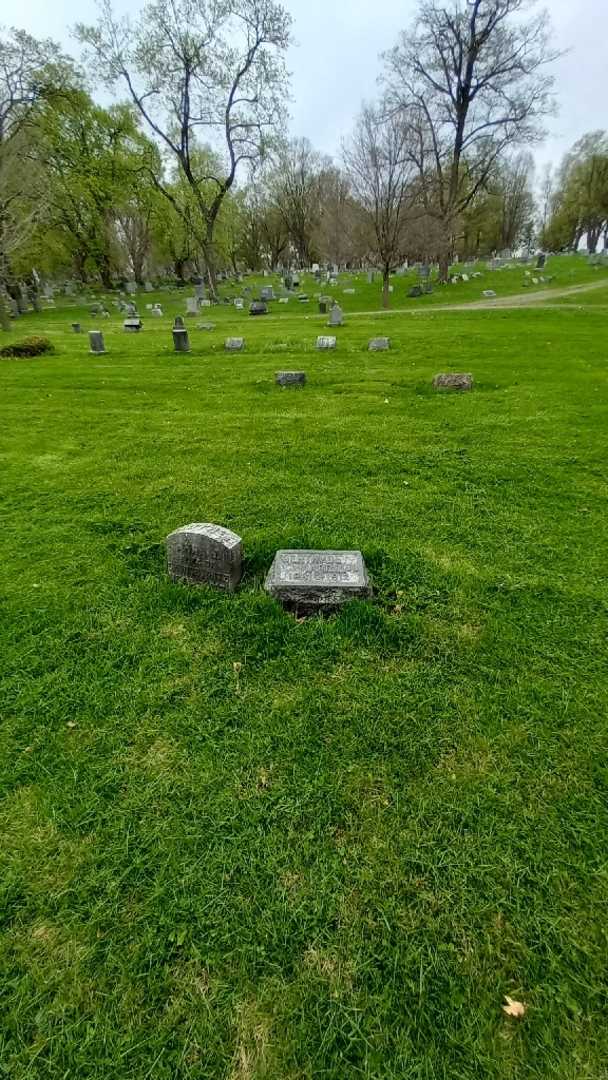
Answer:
[344, 105, 415, 308]
[270, 138, 329, 266]
[383, 0, 558, 279]
[76, 0, 291, 298]
[548, 132, 608, 253]
[0, 26, 77, 327]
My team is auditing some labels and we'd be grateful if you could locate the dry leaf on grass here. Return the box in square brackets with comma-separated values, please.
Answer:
[502, 995, 526, 1019]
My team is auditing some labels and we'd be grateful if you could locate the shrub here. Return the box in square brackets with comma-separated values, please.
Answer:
[0, 335, 54, 358]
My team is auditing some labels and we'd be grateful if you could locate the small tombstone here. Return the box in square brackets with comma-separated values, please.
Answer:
[343, 288, 355, 295]
[124, 317, 143, 332]
[278, 297, 289, 304]
[152, 304, 163, 317]
[249, 301, 268, 316]
[226, 337, 244, 351]
[144, 281, 153, 293]
[317, 336, 336, 350]
[461, 273, 469, 282]
[368, 337, 390, 351]
[186, 297, 198, 316]
[319, 301, 328, 314]
[260, 286, 275, 301]
[166, 523, 242, 591]
[126, 281, 137, 295]
[276, 371, 306, 387]
[126, 302, 137, 316]
[482, 290, 497, 298]
[72, 322, 82, 333]
[367, 270, 375, 284]
[200, 299, 212, 308]
[173, 328, 190, 353]
[265, 550, 372, 614]
[536, 253, 546, 269]
[234, 298, 244, 310]
[328, 305, 343, 327]
[433, 373, 473, 392]
[174, 315, 185, 330]
[89, 331, 105, 354]
[197, 322, 216, 331]
[195, 282, 206, 300]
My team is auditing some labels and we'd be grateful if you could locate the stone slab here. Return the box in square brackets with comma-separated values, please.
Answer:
[265, 550, 371, 613]
[226, 337, 244, 351]
[276, 371, 306, 387]
[433, 373, 473, 391]
[166, 523, 242, 590]
[317, 336, 336, 350]
[368, 337, 390, 351]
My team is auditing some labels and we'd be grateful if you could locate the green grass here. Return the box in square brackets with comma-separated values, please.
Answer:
[1, 283, 607, 1078]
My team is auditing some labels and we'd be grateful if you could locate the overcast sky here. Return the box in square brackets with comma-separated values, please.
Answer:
[9, 0, 608, 174]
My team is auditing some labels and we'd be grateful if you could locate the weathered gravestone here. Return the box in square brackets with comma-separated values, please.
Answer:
[317, 336, 336, 350]
[482, 290, 497, 298]
[265, 550, 372, 614]
[124, 317, 143, 332]
[72, 323, 81, 333]
[145, 281, 153, 293]
[433, 373, 473, 392]
[186, 297, 198, 316]
[226, 337, 244, 351]
[126, 281, 137, 295]
[197, 322, 216, 331]
[89, 331, 105, 354]
[260, 286, 275, 301]
[276, 371, 306, 387]
[250, 301, 268, 316]
[328, 305, 343, 327]
[319, 301, 328, 314]
[152, 304, 163, 317]
[195, 283, 206, 300]
[173, 328, 190, 353]
[368, 337, 390, 351]
[166, 523, 242, 591]
[234, 298, 244, 309]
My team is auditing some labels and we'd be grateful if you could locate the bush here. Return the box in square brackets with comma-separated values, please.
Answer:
[0, 335, 54, 358]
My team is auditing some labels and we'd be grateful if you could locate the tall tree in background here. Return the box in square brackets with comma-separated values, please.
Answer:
[271, 138, 328, 266]
[0, 27, 76, 327]
[76, 0, 291, 298]
[383, 0, 558, 279]
[344, 104, 415, 307]
[545, 132, 608, 253]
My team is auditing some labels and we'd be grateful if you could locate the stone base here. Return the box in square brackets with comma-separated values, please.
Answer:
[265, 550, 371, 614]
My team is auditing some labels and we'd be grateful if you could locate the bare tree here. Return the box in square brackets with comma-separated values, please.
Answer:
[271, 138, 329, 266]
[343, 104, 415, 308]
[76, 0, 291, 298]
[383, 0, 559, 279]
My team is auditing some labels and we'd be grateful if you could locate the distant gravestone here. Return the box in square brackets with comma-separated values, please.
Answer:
[152, 304, 163, 317]
[126, 302, 137, 316]
[343, 288, 355, 295]
[328, 305, 343, 327]
[276, 371, 306, 387]
[265, 550, 371, 614]
[250, 301, 268, 316]
[317, 336, 336, 350]
[261, 286, 275, 301]
[72, 322, 81, 333]
[186, 297, 198, 316]
[197, 322, 216, 331]
[367, 270, 375, 284]
[433, 373, 473, 392]
[319, 300, 328, 314]
[124, 317, 142, 332]
[166, 523, 242, 591]
[368, 337, 390, 351]
[126, 281, 137, 295]
[195, 282, 206, 300]
[536, 253, 546, 269]
[145, 281, 153, 293]
[89, 331, 105, 354]
[173, 328, 190, 353]
[234, 298, 244, 309]
[278, 297, 289, 304]
[200, 299, 212, 308]
[482, 290, 497, 298]
[226, 337, 244, 351]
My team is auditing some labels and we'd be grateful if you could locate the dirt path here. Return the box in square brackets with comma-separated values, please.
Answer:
[345, 277, 608, 318]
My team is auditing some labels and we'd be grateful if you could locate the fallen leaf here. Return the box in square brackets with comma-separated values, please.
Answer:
[502, 995, 526, 1019]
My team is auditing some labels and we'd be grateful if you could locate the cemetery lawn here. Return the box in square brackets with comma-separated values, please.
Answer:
[1, 296, 607, 1079]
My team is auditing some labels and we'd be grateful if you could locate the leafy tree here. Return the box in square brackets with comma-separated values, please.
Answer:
[76, 0, 291, 298]
[544, 132, 608, 252]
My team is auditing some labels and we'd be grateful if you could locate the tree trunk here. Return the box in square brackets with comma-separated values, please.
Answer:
[382, 268, 390, 309]
[205, 225, 218, 301]
[0, 291, 10, 331]
[174, 259, 186, 282]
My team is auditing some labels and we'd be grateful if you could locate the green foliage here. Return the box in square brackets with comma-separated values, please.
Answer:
[0, 335, 53, 357]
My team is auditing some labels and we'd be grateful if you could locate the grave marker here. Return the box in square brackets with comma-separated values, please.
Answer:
[433, 373, 473, 391]
[276, 371, 306, 387]
[317, 336, 336, 350]
[89, 331, 105, 354]
[265, 550, 372, 614]
[166, 523, 242, 591]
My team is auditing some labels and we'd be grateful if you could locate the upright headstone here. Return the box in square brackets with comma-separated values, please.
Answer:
[225, 337, 244, 351]
[368, 338, 390, 351]
[195, 282, 206, 300]
[123, 317, 143, 332]
[152, 304, 163, 317]
[265, 550, 372, 614]
[249, 301, 268, 316]
[433, 373, 473, 392]
[173, 328, 190, 353]
[126, 281, 137, 295]
[72, 322, 82, 333]
[144, 281, 153, 293]
[328, 305, 343, 327]
[166, 523, 242, 591]
[260, 286, 275, 301]
[89, 331, 105, 354]
[186, 297, 198, 316]
[317, 336, 336, 350]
